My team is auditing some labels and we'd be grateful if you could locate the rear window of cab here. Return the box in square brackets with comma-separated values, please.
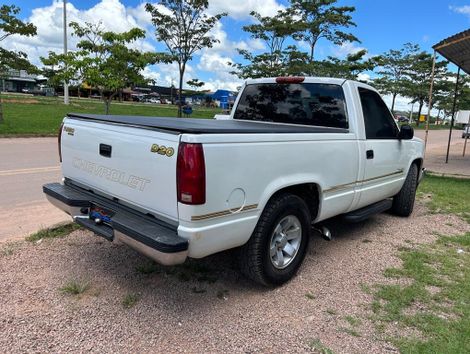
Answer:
[234, 83, 348, 129]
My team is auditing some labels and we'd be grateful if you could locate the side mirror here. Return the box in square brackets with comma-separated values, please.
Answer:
[398, 124, 414, 140]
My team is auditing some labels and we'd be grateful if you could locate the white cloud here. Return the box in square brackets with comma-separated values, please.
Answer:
[203, 79, 241, 92]
[5, 0, 250, 92]
[357, 73, 371, 82]
[208, 0, 284, 20]
[197, 51, 242, 91]
[330, 42, 366, 59]
[450, 5, 470, 18]
[4, 0, 155, 66]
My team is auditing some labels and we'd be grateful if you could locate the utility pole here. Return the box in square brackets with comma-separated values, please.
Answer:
[63, 0, 69, 105]
[409, 102, 415, 123]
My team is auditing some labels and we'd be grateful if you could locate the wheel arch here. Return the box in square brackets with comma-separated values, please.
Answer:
[411, 157, 423, 183]
[260, 182, 321, 223]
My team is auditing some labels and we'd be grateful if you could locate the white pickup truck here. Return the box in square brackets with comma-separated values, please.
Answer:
[44, 77, 425, 286]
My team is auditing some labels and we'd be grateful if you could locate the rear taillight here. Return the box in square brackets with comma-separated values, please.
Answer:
[58, 122, 64, 163]
[177, 143, 206, 205]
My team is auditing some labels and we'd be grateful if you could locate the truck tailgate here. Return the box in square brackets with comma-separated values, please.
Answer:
[60, 117, 180, 221]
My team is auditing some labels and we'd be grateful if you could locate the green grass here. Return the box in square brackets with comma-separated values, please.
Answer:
[410, 123, 450, 130]
[371, 233, 470, 353]
[305, 292, 316, 300]
[0, 94, 223, 136]
[326, 308, 337, 315]
[418, 174, 470, 223]
[338, 327, 361, 337]
[122, 293, 139, 308]
[1, 243, 16, 257]
[60, 278, 90, 295]
[307, 338, 334, 354]
[344, 315, 362, 327]
[26, 223, 81, 242]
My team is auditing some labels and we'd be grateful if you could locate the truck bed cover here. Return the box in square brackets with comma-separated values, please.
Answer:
[67, 113, 349, 134]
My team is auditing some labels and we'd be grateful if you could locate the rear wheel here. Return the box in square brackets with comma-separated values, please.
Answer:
[239, 194, 311, 286]
[391, 164, 418, 217]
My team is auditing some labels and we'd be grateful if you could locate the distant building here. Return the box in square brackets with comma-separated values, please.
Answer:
[1, 69, 46, 93]
[456, 110, 470, 125]
[211, 89, 237, 109]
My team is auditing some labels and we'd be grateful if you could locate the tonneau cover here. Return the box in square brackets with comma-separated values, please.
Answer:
[67, 113, 349, 134]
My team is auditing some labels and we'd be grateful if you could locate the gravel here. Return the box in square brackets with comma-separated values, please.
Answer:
[0, 202, 469, 354]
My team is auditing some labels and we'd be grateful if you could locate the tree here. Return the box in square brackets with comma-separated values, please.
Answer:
[434, 74, 470, 124]
[312, 49, 374, 79]
[40, 51, 81, 94]
[0, 5, 37, 123]
[291, 0, 358, 67]
[186, 78, 205, 90]
[402, 50, 448, 126]
[146, 0, 226, 117]
[231, 9, 297, 79]
[42, 22, 157, 114]
[372, 43, 419, 113]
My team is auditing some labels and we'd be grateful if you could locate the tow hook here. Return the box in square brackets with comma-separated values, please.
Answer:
[312, 225, 332, 241]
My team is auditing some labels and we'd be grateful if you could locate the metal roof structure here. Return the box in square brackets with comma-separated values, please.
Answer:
[433, 29, 470, 75]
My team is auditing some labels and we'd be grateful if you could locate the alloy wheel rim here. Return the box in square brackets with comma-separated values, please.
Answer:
[269, 215, 302, 269]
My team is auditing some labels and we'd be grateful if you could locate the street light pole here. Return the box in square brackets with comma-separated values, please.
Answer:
[63, 0, 69, 105]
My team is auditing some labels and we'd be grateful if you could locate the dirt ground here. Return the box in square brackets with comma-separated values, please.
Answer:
[1, 202, 469, 354]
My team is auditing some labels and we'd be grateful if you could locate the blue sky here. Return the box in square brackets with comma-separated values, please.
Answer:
[7, 0, 470, 108]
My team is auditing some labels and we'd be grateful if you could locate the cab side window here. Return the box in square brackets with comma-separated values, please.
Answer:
[359, 87, 399, 139]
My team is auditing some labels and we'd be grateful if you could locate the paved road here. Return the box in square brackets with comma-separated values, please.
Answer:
[0, 138, 69, 241]
[415, 129, 470, 176]
[0, 130, 469, 242]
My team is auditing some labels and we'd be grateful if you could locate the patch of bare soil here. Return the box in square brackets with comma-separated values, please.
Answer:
[0, 202, 469, 353]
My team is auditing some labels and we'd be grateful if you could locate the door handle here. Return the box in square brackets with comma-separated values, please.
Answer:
[366, 150, 374, 159]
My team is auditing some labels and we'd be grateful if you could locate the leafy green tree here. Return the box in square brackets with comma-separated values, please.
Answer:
[291, 0, 358, 67]
[42, 22, 157, 114]
[232, 1, 360, 79]
[0, 5, 37, 123]
[41, 51, 80, 93]
[231, 9, 297, 79]
[312, 49, 374, 80]
[402, 50, 448, 126]
[186, 78, 205, 91]
[146, 0, 226, 117]
[372, 43, 419, 113]
[434, 74, 470, 124]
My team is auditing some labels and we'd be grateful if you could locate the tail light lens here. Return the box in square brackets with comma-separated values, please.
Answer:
[177, 143, 206, 205]
[58, 122, 64, 163]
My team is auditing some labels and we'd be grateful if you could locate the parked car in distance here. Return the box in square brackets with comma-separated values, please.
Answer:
[44, 76, 425, 286]
[396, 115, 410, 123]
[463, 125, 470, 138]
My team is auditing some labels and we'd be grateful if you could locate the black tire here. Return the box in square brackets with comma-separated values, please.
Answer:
[391, 163, 418, 217]
[239, 193, 311, 286]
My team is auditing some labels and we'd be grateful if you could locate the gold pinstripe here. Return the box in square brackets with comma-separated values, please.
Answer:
[191, 169, 404, 221]
[191, 204, 258, 221]
[324, 169, 404, 193]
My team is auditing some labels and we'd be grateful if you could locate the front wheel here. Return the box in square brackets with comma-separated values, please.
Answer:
[391, 164, 418, 217]
[239, 194, 311, 286]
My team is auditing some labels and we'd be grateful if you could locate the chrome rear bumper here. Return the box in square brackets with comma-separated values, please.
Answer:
[43, 182, 188, 266]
